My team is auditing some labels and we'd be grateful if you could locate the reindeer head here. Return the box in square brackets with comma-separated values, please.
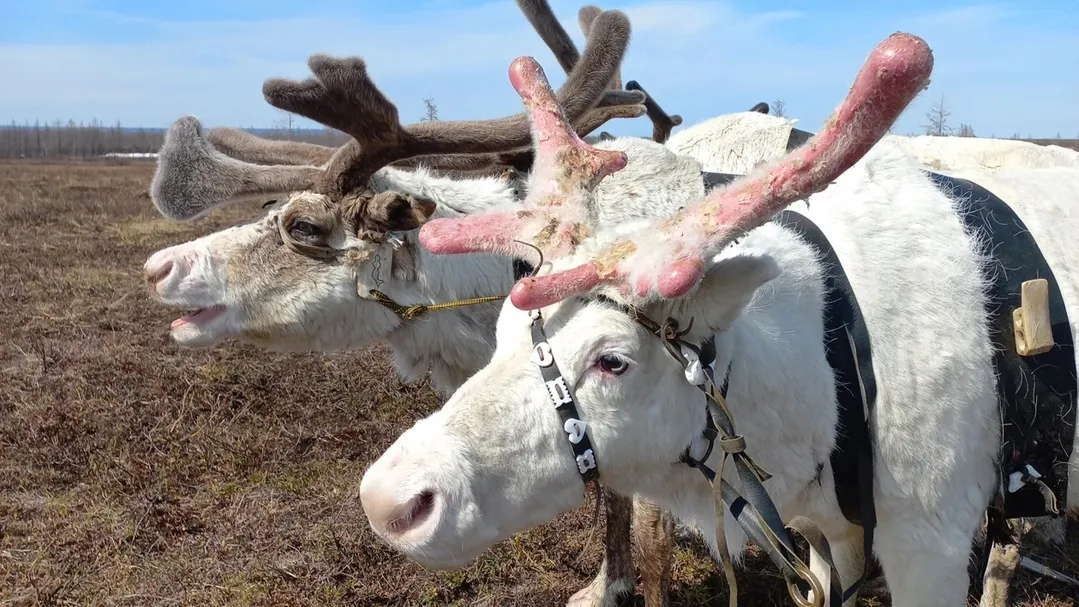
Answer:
[143, 9, 646, 353]
[360, 33, 933, 569]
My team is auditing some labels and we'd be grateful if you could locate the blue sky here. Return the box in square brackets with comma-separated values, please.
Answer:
[2, 1, 1077, 138]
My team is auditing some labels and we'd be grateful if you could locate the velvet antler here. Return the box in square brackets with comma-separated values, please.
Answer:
[150, 9, 635, 220]
[205, 127, 338, 166]
[624, 80, 683, 143]
[420, 33, 935, 310]
[150, 117, 326, 220]
[266, 10, 634, 200]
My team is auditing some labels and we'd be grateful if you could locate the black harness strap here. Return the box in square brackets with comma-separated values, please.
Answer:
[529, 311, 600, 484]
[699, 168, 877, 601]
[772, 210, 879, 601]
[929, 172, 1076, 520]
[591, 296, 841, 606]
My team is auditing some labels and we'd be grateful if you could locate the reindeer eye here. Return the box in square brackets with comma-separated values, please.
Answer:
[597, 354, 628, 376]
[288, 219, 321, 241]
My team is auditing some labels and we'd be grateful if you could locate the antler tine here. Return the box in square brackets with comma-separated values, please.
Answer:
[517, 0, 579, 74]
[207, 127, 338, 166]
[624, 80, 684, 143]
[263, 55, 400, 149]
[578, 5, 621, 89]
[150, 116, 322, 220]
[262, 55, 408, 196]
[502, 33, 934, 310]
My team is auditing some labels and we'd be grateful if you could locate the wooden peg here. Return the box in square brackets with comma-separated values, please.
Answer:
[1012, 278, 1054, 356]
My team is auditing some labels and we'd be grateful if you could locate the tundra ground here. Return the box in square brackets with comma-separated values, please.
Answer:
[1, 160, 1075, 606]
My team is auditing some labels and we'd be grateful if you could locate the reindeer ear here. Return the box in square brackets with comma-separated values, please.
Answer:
[684, 251, 780, 334]
[362, 191, 438, 233]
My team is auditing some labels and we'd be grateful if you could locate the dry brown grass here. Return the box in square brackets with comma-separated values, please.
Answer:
[0, 160, 1076, 606]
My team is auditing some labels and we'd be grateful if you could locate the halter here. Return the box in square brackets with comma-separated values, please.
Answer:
[274, 213, 509, 321]
[526, 295, 856, 607]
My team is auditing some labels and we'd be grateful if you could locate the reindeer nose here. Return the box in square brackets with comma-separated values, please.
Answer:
[143, 250, 179, 286]
[360, 460, 439, 538]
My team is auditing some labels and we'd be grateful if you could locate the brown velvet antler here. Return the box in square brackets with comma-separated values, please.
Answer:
[624, 80, 683, 143]
[205, 127, 338, 166]
[149, 117, 325, 220]
[265, 9, 634, 199]
[149, 9, 636, 221]
[577, 5, 621, 90]
[419, 33, 935, 310]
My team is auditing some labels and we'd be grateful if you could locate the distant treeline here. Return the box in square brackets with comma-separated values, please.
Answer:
[1, 119, 1076, 158]
[0, 120, 350, 159]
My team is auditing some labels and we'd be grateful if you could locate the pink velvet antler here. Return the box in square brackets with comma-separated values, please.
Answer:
[505, 32, 934, 309]
[419, 56, 627, 261]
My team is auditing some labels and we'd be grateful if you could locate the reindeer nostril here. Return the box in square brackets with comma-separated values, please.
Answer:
[362, 485, 438, 538]
[145, 259, 174, 285]
[386, 490, 437, 536]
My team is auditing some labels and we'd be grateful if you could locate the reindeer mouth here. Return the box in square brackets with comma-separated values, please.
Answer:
[170, 305, 227, 330]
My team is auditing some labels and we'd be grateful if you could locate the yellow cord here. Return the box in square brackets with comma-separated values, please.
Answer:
[368, 290, 505, 320]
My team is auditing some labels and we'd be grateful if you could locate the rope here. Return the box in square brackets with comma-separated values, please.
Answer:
[367, 290, 505, 320]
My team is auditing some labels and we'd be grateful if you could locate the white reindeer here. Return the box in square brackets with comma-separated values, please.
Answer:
[359, 32, 1079, 607]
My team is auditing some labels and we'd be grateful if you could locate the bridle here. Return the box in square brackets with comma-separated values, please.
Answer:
[526, 295, 859, 607]
[528, 307, 600, 484]
[272, 211, 508, 321]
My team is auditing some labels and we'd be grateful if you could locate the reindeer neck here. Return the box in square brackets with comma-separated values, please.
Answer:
[371, 166, 522, 397]
[616, 225, 837, 559]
